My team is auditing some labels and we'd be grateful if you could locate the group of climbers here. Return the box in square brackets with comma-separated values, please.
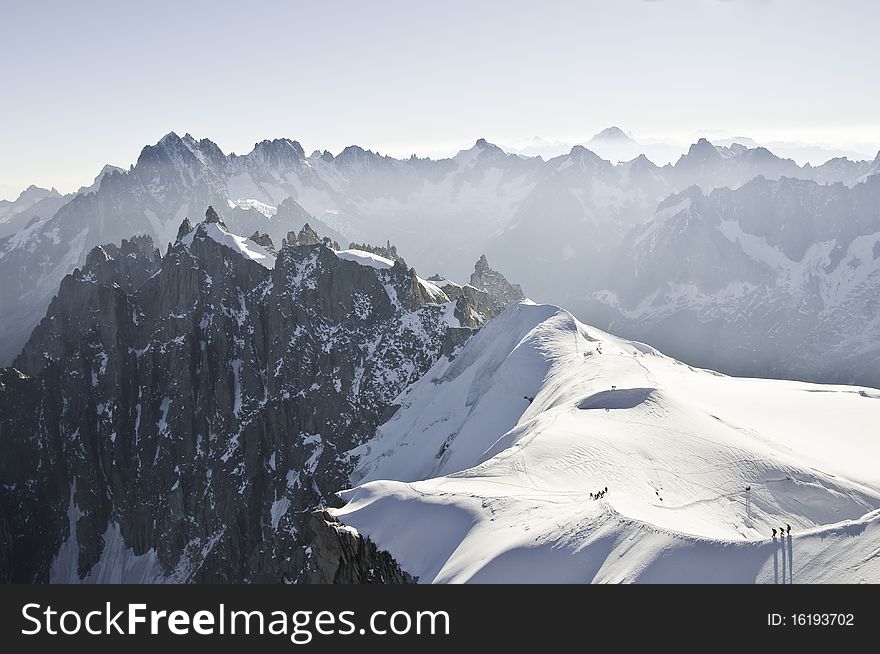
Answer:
[589, 486, 609, 500]
[772, 524, 791, 539]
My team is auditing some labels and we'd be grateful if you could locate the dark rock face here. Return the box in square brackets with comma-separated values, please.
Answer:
[248, 231, 276, 254]
[448, 255, 526, 328]
[470, 255, 525, 312]
[176, 217, 194, 242]
[282, 223, 340, 251]
[304, 511, 414, 584]
[0, 368, 67, 583]
[0, 208, 473, 583]
[204, 205, 223, 224]
[292, 223, 320, 246]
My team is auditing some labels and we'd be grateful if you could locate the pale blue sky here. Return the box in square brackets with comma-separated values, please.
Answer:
[1, 0, 878, 198]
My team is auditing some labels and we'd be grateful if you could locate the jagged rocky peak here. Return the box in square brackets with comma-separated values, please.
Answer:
[17, 234, 163, 381]
[346, 239, 406, 267]
[172, 206, 277, 271]
[204, 205, 224, 226]
[282, 223, 339, 250]
[249, 138, 306, 168]
[85, 244, 113, 267]
[440, 255, 526, 328]
[471, 137, 505, 156]
[590, 126, 632, 142]
[143, 131, 226, 166]
[565, 144, 611, 169]
[284, 223, 315, 247]
[81, 235, 162, 279]
[474, 254, 491, 277]
[295, 222, 320, 246]
[684, 137, 721, 160]
[176, 216, 193, 241]
[15, 184, 61, 203]
[626, 153, 660, 170]
[77, 164, 126, 195]
[333, 145, 392, 173]
[470, 254, 525, 303]
[453, 137, 509, 166]
[0, 209, 474, 582]
[248, 231, 276, 253]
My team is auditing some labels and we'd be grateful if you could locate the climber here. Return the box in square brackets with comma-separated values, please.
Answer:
[772, 528, 777, 538]
[590, 492, 594, 499]
[786, 524, 791, 535]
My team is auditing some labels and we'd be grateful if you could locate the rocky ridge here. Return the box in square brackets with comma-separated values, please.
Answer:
[0, 207, 523, 583]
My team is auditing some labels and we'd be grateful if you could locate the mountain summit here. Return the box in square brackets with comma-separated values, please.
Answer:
[589, 126, 634, 142]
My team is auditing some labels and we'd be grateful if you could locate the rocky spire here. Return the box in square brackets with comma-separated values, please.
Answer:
[281, 222, 338, 249]
[474, 254, 490, 277]
[463, 255, 525, 322]
[248, 231, 276, 254]
[204, 205, 225, 227]
[296, 223, 320, 246]
[176, 217, 193, 242]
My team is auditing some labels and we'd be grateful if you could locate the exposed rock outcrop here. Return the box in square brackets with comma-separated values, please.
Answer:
[446, 255, 526, 327]
[304, 511, 415, 584]
[248, 231, 276, 254]
[0, 207, 473, 583]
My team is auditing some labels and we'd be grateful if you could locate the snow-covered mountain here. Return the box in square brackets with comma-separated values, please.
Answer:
[0, 208, 524, 583]
[3, 206, 879, 584]
[0, 133, 343, 364]
[582, 126, 677, 164]
[0, 185, 68, 238]
[1, 130, 878, 383]
[583, 174, 880, 387]
[0, 185, 59, 222]
[334, 302, 880, 583]
[511, 128, 879, 168]
[714, 136, 876, 168]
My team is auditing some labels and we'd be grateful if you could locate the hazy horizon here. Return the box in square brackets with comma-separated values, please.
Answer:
[3, 0, 880, 199]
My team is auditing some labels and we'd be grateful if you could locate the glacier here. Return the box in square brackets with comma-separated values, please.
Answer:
[334, 303, 880, 583]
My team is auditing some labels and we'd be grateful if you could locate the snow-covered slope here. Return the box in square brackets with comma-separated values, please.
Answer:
[333, 303, 880, 583]
[181, 219, 276, 269]
[334, 249, 395, 270]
